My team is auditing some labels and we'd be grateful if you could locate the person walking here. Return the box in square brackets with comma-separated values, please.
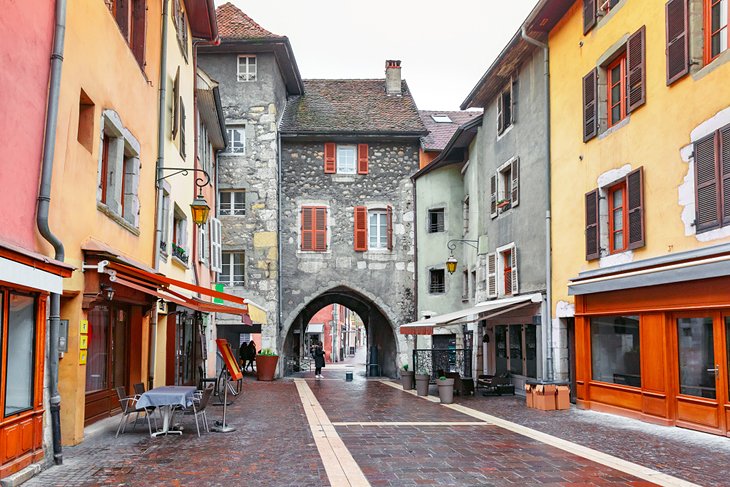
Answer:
[313, 342, 326, 379]
[246, 341, 257, 371]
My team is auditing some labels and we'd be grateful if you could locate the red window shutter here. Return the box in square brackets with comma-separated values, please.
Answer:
[354, 206, 368, 252]
[314, 207, 327, 251]
[626, 167, 645, 249]
[665, 0, 689, 85]
[627, 26, 647, 113]
[301, 207, 314, 251]
[585, 189, 600, 260]
[720, 126, 730, 225]
[490, 174, 498, 218]
[583, 69, 598, 142]
[324, 143, 336, 174]
[583, 0, 597, 35]
[131, 0, 147, 68]
[694, 133, 720, 232]
[357, 144, 369, 174]
[386, 205, 393, 250]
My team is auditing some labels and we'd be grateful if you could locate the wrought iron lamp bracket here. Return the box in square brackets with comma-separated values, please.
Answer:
[447, 239, 479, 252]
[157, 167, 211, 189]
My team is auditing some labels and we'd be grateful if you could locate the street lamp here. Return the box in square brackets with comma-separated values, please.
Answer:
[445, 239, 479, 274]
[100, 284, 115, 301]
[446, 255, 458, 274]
[157, 167, 212, 226]
[190, 192, 211, 226]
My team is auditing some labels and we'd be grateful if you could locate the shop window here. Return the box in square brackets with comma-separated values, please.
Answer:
[429, 269, 445, 294]
[495, 326, 508, 374]
[428, 208, 445, 233]
[677, 317, 717, 398]
[494, 324, 536, 377]
[5, 294, 36, 416]
[590, 315, 641, 387]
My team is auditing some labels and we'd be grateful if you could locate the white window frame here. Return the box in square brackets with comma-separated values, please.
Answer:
[368, 210, 388, 250]
[160, 190, 171, 255]
[431, 114, 452, 123]
[226, 126, 245, 154]
[463, 195, 470, 235]
[198, 222, 208, 264]
[496, 243, 518, 297]
[221, 251, 245, 286]
[336, 145, 357, 174]
[237, 55, 257, 82]
[210, 217, 222, 273]
[219, 190, 246, 216]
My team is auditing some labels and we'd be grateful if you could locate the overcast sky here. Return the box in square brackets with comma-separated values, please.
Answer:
[217, 1, 540, 110]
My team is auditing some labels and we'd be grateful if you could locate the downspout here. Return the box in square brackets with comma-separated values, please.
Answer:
[36, 0, 67, 466]
[277, 115, 283, 352]
[154, 0, 170, 270]
[521, 26, 553, 381]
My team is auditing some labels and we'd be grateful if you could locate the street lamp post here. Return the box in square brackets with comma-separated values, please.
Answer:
[157, 167, 212, 226]
[445, 239, 479, 274]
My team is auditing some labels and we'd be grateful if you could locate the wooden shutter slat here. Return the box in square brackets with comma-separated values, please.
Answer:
[301, 207, 314, 251]
[583, 0, 597, 34]
[354, 206, 368, 252]
[357, 144, 369, 174]
[497, 94, 504, 134]
[720, 127, 730, 225]
[490, 174, 498, 218]
[627, 26, 647, 113]
[324, 143, 336, 174]
[585, 189, 600, 260]
[486, 253, 497, 298]
[172, 67, 180, 138]
[131, 0, 147, 68]
[510, 248, 519, 295]
[666, 0, 690, 85]
[695, 134, 720, 231]
[386, 205, 393, 250]
[583, 69, 598, 142]
[315, 207, 327, 251]
[511, 157, 519, 207]
[626, 167, 645, 249]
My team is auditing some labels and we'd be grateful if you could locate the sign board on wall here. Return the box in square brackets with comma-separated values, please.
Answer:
[58, 320, 68, 353]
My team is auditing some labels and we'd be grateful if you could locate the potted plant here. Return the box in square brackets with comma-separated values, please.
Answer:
[400, 364, 414, 390]
[255, 348, 279, 381]
[497, 199, 511, 210]
[437, 375, 455, 404]
[414, 368, 430, 396]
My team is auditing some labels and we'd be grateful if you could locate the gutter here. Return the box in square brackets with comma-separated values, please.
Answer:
[36, 0, 67, 465]
[521, 25, 554, 381]
[153, 0, 170, 271]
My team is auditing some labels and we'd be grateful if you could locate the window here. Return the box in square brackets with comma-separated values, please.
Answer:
[336, 145, 357, 174]
[160, 190, 170, 255]
[495, 324, 537, 377]
[210, 218, 222, 273]
[219, 190, 246, 216]
[226, 126, 245, 154]
[463, 196, 470, 235]
[585, 0, 623, 33]
[429, 269, 445, 294]
[491, 158, 519, 218]
[77, 89, 95, 151]
[502, 248, 513, 296]
[487, 245, 518, 297]
[368, 211, 388, 249]
[197, 114, 212, 174]
[300, 206, 328, 252]
[428, 208, 445, 233]
[607, 53, 627, 127]
[470, 270, 477, 299]
[706, 0, 729, 62]
[198, 222, 208, 264]
[462, 270, 469, 300]
[608, 182, 628, 253]
[221, 252, 245, 286]
[4, 293, 36, 416]
[173, 0, 188, 60]
[237, 55, 257, 82]
[599, 0, 621, 14]
[431, 114, 452, 123]
[105, 0, 147, 68]
[694, 124, 730, 232]
[591, 316, 641, 387]
[172, 206, 188, 264]
[497, 83, 513, 135]
[179, 99, 186, 158]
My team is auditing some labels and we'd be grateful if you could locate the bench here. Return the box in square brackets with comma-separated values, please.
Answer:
[477, 373, 515, 396]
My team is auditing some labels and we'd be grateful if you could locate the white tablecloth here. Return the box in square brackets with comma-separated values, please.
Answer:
[136, 386, 196, 409]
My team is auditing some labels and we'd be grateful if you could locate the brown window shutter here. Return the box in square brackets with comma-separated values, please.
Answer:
[665, 0, 690, 85]
[511, 157, 519, 207]
[324, 143, 336, 173]
[357, 144, 369, 174]
[583, 0, 597, 35]
[585, 189, 600, 260]
[720, 126, 730, 225]
[497, 94, 504, 134]
[490, 174, 498, 218]
[314, 207, 327, 251]
[172, 67, 180, 138]
[131, 0, 147, 68]
[116, 0, 131, 40]
[386, 205, 393, 250]
[627, 26, 647, 113]
[583, 69, 598, 142]
[486, 253, 497, 298]
[354, 206, 368, 251]
[694, 133, 720, 232]
[626, 167, 645, 249]
[301, 207, 314, 251]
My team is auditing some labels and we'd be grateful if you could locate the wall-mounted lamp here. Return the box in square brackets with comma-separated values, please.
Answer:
[100, 284, 115, 302]
[157, 167, 212, 227]
[445, 239, 479, 274]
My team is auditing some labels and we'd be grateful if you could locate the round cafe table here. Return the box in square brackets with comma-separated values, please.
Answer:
[136, 386, 196, 437]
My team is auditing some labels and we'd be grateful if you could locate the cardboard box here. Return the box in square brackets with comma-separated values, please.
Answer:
[556, 385, 570, 410]
[525, 384, 534, 408]
[533, 384, 557, 411]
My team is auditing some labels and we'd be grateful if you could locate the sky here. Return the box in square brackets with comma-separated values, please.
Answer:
[217, 1, 540, 111]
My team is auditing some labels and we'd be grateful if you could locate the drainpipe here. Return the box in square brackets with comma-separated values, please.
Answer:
[36, 0, 67, 466]
[521, 26, 554, 381]
[154, 0, 170, 270]
[277, 116, 283, 351]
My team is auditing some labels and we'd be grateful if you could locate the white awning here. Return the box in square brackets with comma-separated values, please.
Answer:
[0, 256, 64, 294]
[399, 293, 543, 335]
[306, 323, 324, 334]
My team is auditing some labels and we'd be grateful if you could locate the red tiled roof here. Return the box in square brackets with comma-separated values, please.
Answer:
[216, 2, 282, 40]
[419, 110, 483, 151]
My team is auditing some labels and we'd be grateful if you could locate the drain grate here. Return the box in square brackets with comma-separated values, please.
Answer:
[93, 466, 134, 476]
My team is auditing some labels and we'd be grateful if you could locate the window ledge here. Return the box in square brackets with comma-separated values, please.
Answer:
[692, 49, 730, 82]
[97, 202, 140, 236]
[332, 175, 357, 182]
[598, 115, 630, 140]
[171, 255, 189, 269]
[496, 124, 514, 141]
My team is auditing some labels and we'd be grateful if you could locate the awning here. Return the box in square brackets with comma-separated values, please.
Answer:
[306, 323, 324, 334]
[244, 299, 267, 324]
[399, 293, 543, 335]
[0, 238, 73, 294]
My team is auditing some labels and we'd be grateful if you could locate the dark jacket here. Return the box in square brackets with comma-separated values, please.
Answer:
[314, 347, 326, 368]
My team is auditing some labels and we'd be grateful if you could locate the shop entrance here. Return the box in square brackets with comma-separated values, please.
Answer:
[84, 303, 130, 425]
[673, 311, 730, 435]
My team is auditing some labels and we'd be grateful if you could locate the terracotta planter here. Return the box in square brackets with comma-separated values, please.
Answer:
[255, 355, 279, 381]
[401, 370, 414, 390]
[415, 374, 430, 396]
[437, 378, 455, 404]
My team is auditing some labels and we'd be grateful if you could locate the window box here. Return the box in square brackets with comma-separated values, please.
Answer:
[497, 200, 511, 210]
[171, 243, 188, 263]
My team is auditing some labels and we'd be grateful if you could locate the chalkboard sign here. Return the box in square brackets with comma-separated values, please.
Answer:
[216, 338, 243, 381]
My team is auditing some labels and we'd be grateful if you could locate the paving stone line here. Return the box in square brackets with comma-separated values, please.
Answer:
[331, 421, 492, 426]
[295, 379, 371, 487]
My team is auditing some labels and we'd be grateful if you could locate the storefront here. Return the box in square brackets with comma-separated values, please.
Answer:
[570, 248, 730, 436]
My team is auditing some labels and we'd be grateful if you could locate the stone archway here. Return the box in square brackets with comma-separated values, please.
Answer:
[280, 286, 401, 377]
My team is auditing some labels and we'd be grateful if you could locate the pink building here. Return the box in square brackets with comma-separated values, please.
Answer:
[308, 304, 352, 363]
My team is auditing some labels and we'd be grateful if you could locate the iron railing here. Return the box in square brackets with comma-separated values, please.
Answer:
[413, 348, 472, 381]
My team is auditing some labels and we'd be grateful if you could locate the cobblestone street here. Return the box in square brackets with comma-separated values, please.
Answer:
[27, 367, 729, 486]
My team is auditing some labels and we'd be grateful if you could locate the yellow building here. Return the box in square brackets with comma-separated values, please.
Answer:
[536, 0, 730, 435]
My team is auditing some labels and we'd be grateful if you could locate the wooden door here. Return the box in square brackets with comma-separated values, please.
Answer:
[672, 311, 728, 434]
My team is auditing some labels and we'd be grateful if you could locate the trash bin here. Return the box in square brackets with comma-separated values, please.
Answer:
[345, 371, 353, 381]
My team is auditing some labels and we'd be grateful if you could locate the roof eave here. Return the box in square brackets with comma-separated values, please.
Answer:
[413, 115, 483, 180]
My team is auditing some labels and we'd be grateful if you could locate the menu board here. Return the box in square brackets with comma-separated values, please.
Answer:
[216, 338, 243, 381]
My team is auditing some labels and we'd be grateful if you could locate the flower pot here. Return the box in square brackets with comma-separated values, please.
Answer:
[255, 355, 279, 381]
[415, 374, 430, 396]
[437, 378, 455, 404]
[401, 370, 414, 390]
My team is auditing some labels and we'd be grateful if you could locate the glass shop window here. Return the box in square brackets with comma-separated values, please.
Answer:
[590, 315, 641, 387]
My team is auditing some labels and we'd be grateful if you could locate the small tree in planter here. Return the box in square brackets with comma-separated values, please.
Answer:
[437, 375, 455, 404]
[414, 366, 430, 396]
[255, 348, 279, 381]
[400, 364, 414, 390]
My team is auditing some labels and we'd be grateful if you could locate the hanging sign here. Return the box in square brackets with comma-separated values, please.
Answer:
[215, 338, 242, 381]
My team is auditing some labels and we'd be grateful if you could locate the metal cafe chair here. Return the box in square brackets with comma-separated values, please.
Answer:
[114, 386, 157, 438]
[184, 385, 214, 437]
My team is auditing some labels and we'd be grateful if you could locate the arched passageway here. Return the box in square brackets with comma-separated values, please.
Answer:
[281, 286, 399, 377]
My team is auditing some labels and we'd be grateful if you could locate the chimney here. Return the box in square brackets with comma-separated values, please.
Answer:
[385, 60, 402, 95]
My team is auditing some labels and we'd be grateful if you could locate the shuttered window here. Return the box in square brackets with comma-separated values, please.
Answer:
[301, 206, 328, 251]
[584, 0, 598, 34]
[486, 253, 497, 298]
[490, 174, 498, 218]
[386, 206, 393, 250]
[357, 144, 369, 174]
[626, 27, 647, 113]
[210, 217, 222, 273]
[705, 0, 730, 63]
[607, 53, 627, 127]
[608, 182, 628, 253]
[666, 0, 690, 85]
[354, 206, 368, 251]
[695, 125, 730, 232]
[583, 69, 598, 142]
[626, 167, 645, 249]
[585, 189, 600, 260]
[324, 143, 336, 174]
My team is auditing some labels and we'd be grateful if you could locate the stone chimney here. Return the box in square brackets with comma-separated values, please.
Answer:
[385, 60, 402, 95]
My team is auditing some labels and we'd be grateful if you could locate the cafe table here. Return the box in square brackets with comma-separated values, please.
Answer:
[136, 386, 197, 437]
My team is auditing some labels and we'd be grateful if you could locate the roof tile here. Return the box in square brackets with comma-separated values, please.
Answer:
[419, 110, 483, 151]
[216, 2, 282, 40]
